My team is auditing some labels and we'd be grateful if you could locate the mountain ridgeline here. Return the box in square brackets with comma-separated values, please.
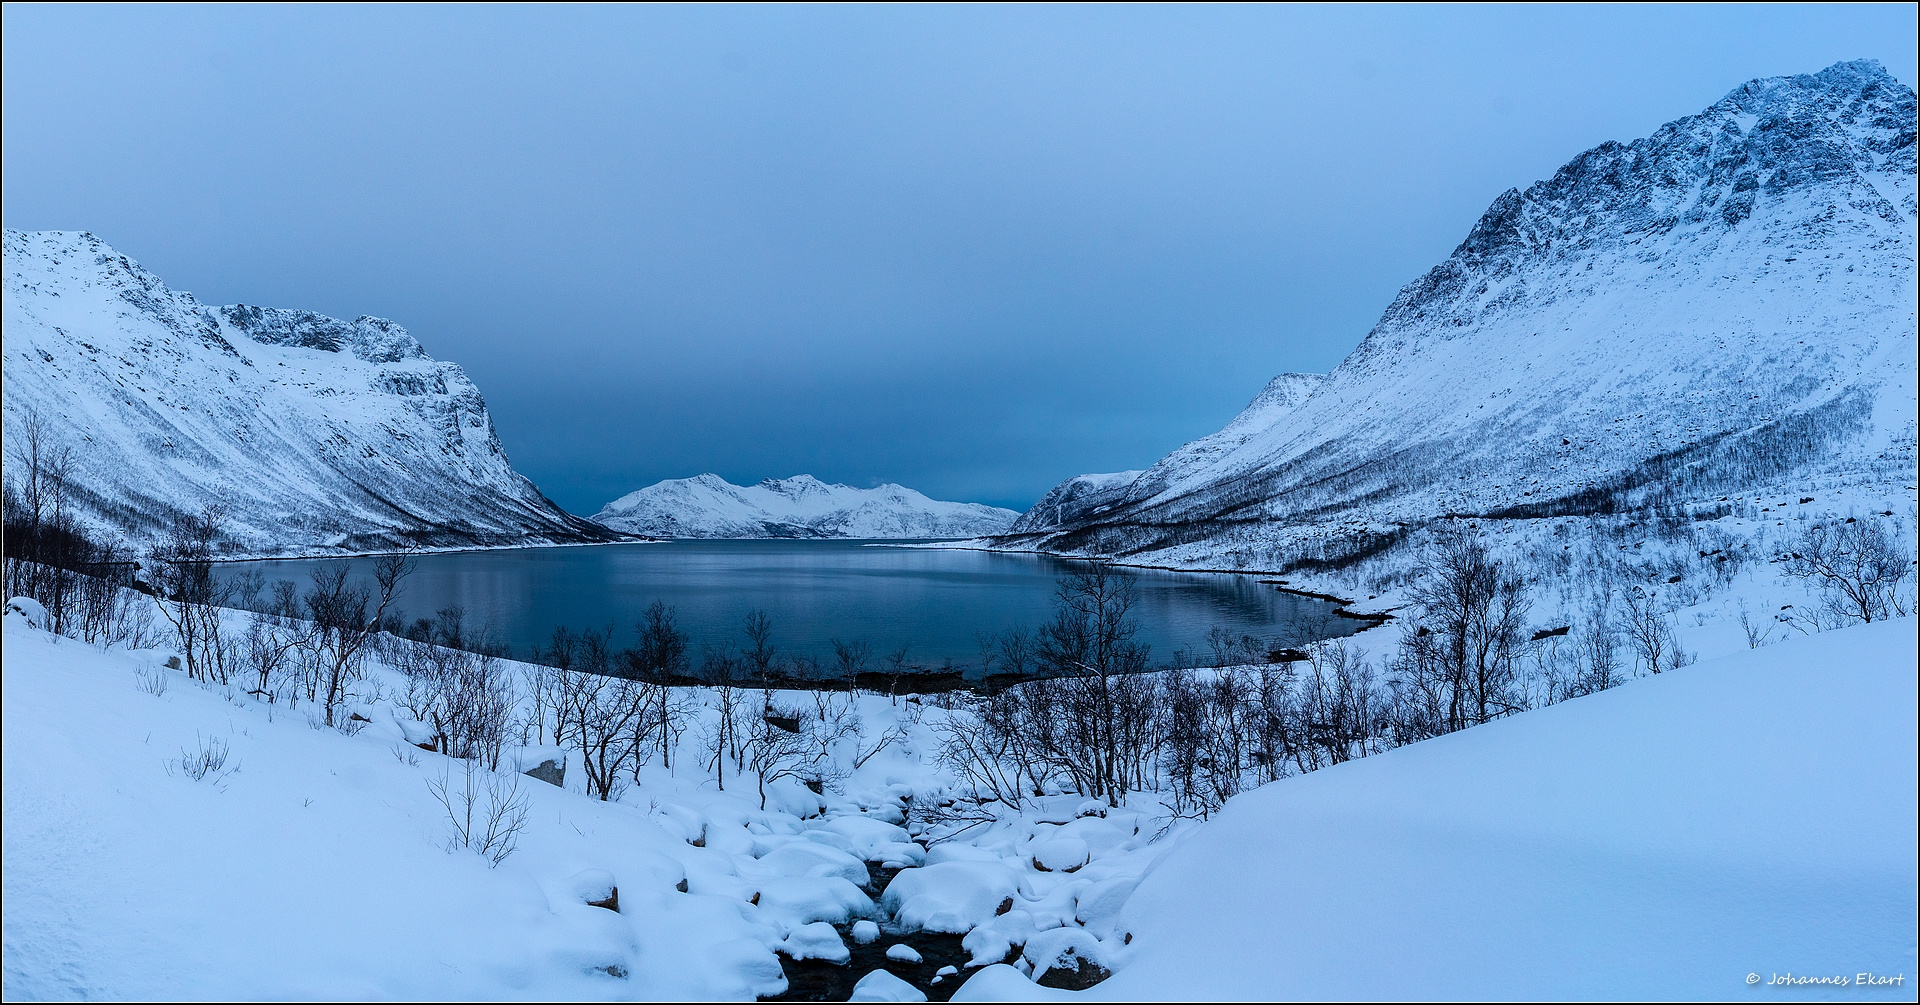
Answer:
[1002, 60, 1918, 571]
[592, 473, 1020, 539]
[2, 230, 622, 557]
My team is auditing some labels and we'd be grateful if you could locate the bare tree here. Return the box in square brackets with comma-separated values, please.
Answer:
[1783, 517, 1915, 624]
[243, 608, 313, 701]
[1033, 568, 1155, 806]
[1392, 532, 1530, 739]
[700, 646, 748, 790]
[149, 505, 240, 683]
[743, 693, 820, 810]
[303, 552, 414, 725]
[1621, 587, 1687, 675]
[831, 637, 873, 691]
[629, 601, 691, 767]
[394, 640, 516, 768]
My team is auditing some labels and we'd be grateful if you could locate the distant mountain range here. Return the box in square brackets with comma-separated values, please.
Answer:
[591, 474, 1020, 539]
[999, 59, 1917, 572]
[2, 230, 620, 556]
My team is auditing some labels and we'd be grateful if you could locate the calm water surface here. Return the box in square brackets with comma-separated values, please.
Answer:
[219, 541, 1353, 675]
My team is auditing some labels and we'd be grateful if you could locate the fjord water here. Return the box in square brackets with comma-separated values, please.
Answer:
[219, 541, 1354, 676]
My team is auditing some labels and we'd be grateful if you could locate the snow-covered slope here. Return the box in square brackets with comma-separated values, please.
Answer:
[592, 473, 1020, 539]
[1010, 373, 1325, 535]
[1005, 60, 1918, 571]
[2, 231, 620, 556]
[959, 617, 1919, 1001]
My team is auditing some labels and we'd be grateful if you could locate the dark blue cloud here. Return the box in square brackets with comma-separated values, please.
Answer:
[5, 5, 1913, 512]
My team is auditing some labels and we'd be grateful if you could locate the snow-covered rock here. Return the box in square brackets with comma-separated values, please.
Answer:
[1029, 837, 1089, 873]
[1003, 60, 1918, 572]
[4, 597, 49, 631]
[591, 472, 1020, 539]
[850, 968, 928, 1002]
[778, 921, 850, 963]
[2, 230, 621, 557]
[881, 860, 1028, 934]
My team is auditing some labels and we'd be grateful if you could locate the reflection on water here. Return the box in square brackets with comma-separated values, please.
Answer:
[218, 541, 1354, 675]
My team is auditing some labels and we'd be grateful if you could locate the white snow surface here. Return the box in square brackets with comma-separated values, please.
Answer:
[3, 593, 1913, 1000]
[591, 473, 1020, 540]
[1003, 60, 1918, 574]
[2, 230, 618, 557]
[957, 618, 1918, 1002]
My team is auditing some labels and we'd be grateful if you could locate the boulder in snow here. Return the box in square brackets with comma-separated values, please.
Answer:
[1023, 927, 1114, 989]
[778, 921, 850, 964]
[754, 876, 874, 926]
[881, 861, 1026, 934]
[848, 968, 927, 1002]
[4, 597, 47, 630]
[757, 840, 872, 887]
[567, 869, 619, 912]
[1030, 837, 1089, 873]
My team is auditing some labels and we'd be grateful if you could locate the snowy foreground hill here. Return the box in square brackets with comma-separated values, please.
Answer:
[1, 230, 620, 557]
[1002, 60, 1917, 578]
[592, 474, 1020, 539]
[4, 595, 1912, 1001]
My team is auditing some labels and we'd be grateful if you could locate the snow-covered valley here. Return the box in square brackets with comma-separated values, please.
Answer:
[2, 230, 622, 558]
[592, 474, 1020, 540]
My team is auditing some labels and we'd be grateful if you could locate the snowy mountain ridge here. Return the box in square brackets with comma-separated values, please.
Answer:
[1, 230, 620, 556]
[591, 473, 1021, 539]
[1002, 60, 1918, 573]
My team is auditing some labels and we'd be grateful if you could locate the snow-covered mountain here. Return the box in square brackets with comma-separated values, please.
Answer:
[2, 230, 621, 556]
[1003, 60, 1918, 571]
[591, 473, 1020, 539]
[1009, 373, 1325, 535]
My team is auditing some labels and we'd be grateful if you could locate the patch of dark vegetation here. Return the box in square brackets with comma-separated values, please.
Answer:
[1276, 526, 1412, 576]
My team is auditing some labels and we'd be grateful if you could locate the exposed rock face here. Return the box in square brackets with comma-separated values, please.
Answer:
[1003, 60, 1918, 570]
[2, 230, 622, 556]
[591, 473, 1019, 540]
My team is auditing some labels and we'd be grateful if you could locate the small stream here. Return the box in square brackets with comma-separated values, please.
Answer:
[761, 859, 1108, 1002]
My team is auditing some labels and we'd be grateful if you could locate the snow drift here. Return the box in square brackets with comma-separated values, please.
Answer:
[957, 617, 1918, 1001]
[1, 230, 621, 557]
[1003, 60, 1918, 572]
[591, 473, 1020, 539]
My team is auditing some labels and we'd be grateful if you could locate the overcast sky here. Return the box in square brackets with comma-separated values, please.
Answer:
[4, 5, 1913, 513]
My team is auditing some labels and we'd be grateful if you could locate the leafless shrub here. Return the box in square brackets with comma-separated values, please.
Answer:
[394, 638, 516, 768]
[137, 666, 171, 697]
[428, 758, 530, 865]
[1782, 516, 1915, 625]
[243, 610, 312, 703]
[171, 734, 236, 784]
